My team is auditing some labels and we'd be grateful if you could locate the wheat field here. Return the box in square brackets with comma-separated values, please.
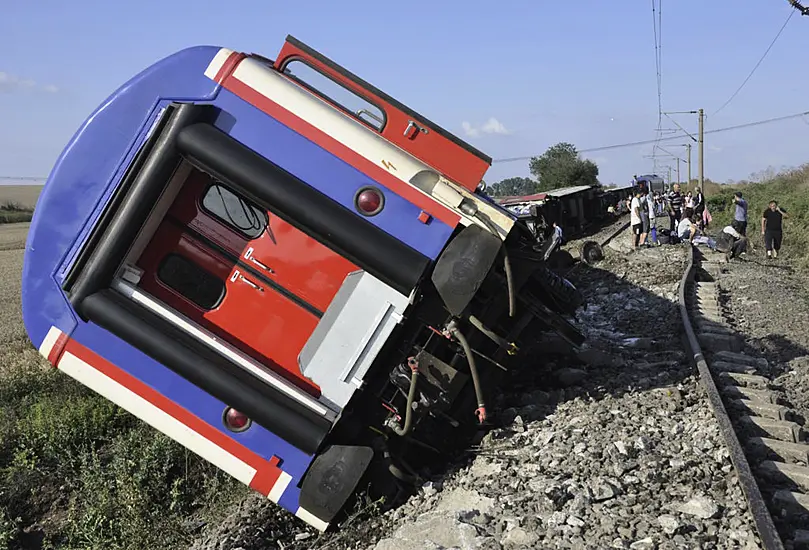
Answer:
[0, 185, 44, 209]
[0, 223, 42, 371]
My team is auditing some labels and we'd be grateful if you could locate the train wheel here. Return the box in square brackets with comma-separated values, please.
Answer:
[579, 240, 604, 264]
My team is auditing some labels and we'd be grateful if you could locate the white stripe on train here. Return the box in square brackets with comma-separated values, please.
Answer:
[37, 325, 329, 532]
[203, 48, 236, 81]
[204, 49, 514, 239]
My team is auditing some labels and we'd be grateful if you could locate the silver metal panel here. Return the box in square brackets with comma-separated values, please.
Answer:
[546, 185, 595, 198]
[298, 270, 410, 409]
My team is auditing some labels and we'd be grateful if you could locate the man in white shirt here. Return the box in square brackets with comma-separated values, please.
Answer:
[646, 191, 658, 245]
[716, 225, 748, 260]
[677, 215, 696, 242]
[630, 190, 643, 248]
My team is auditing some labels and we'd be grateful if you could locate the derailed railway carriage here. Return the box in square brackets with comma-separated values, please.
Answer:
[22, 35, 584, 530]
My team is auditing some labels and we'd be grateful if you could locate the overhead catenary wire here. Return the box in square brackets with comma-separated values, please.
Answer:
[712, 10, 795, 116]
[650, 0, 664, 162]
[491, 109, 809, 163]
[5, 110, 809, 177]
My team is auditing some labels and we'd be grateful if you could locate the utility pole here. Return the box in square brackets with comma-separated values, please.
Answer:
[667, 166, 672, 187]
[664, 110, 702, 189]
[686, 143, 692, 189]
[698, 108, 705, 194]
[676, 157, 680, 187]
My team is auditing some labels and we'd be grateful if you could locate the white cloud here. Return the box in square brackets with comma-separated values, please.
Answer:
[481, 117, 509, 135]
[0, 71, 59, 94]
[461, 117, 510, 138]
[461, 121, 480, 138]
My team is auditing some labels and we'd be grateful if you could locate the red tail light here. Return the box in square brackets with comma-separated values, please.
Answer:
[355, 187, 384, 216]
[223, 407, 251, 432]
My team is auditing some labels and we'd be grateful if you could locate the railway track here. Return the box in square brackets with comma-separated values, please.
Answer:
[681, 244, 809, 550]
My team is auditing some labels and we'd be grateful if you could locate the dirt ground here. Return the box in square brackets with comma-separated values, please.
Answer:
[0, 185, 43, 209]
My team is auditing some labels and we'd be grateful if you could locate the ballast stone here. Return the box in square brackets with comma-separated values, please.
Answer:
[677, 495, 720, 519]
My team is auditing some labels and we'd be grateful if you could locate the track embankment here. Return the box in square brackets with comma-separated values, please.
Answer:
[682, 245, 809, 550]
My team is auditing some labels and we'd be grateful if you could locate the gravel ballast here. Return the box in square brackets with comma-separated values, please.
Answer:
[717, 251, 809, 425]
[192, 236, 764, 550]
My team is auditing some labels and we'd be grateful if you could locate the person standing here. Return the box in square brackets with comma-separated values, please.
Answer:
[647, 190, 658, 245]
[685, 191, 694, 211]
[630, 190, 643, 249]
[761, 200, 789, 259]
[667, 183, 684, 233]
[693, 187, 705, 229]
[732, 192, 748, 236]
[639, 190, 650, 246]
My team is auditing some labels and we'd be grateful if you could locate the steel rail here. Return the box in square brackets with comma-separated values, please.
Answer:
[678, 244, 784, 550]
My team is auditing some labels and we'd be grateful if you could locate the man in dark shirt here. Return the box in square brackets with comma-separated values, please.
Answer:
[761, 200, 789, 259]
[693, 187, 705, 229]
[667, 183, 683, 232]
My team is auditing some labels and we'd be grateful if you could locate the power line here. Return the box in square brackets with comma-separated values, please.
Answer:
[712, 10, 795, 116]
[4, 111, 809, 177]
[650, 0, 664, 162]
[491, 109, 809, 163]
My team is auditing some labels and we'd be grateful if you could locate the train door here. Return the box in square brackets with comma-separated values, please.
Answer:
[133, 168, 359, 396]
[165, 170, 358, 312]
[272, 35, 492, 192]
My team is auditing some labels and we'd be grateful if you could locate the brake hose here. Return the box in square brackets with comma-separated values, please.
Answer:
[449, 324, 487, 423]
[472, 210, 516, 318]
[390, 357, 419, 437]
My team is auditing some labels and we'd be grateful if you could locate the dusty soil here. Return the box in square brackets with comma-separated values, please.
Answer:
[0, 222, 29, 252]
[716, 250, 809, 441]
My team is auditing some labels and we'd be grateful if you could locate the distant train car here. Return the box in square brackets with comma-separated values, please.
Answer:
[634, 174, 666, 195]
[498, 184, 625, 244]
[22, 35, 586, 531]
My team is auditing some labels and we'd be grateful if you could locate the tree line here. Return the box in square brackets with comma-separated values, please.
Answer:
[487, 142, 599, 197]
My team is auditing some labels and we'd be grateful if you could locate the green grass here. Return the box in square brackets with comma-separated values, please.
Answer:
[703, 163, 809, 267]
[0, 202, 33, 224]
[0, 341, 248, 550]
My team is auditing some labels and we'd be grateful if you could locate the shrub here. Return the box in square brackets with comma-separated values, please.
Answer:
[0, 202, 34, 224]
[703, 164, 809, 267]
[0, 358, 246, 549]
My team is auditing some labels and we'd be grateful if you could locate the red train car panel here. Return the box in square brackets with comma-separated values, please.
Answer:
[166, 170, 359, 313]
[273, 35, 491, 192]
[136, 219, 322, 397]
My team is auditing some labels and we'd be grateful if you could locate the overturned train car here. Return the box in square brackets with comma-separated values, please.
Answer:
[21, 35, 585, 531]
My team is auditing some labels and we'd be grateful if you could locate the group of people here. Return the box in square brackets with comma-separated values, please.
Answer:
[704, 191, 788, 260]
[627, 186, 789, 261]
[627, 183, 707, 249]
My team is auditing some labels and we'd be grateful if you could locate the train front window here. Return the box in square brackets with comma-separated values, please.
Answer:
[201, 183, 268, 240]
[157, 254, 225, 310]
[283, 59, 385, 131]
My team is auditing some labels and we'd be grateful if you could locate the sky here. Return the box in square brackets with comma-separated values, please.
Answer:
[1, 0, 808, 188]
